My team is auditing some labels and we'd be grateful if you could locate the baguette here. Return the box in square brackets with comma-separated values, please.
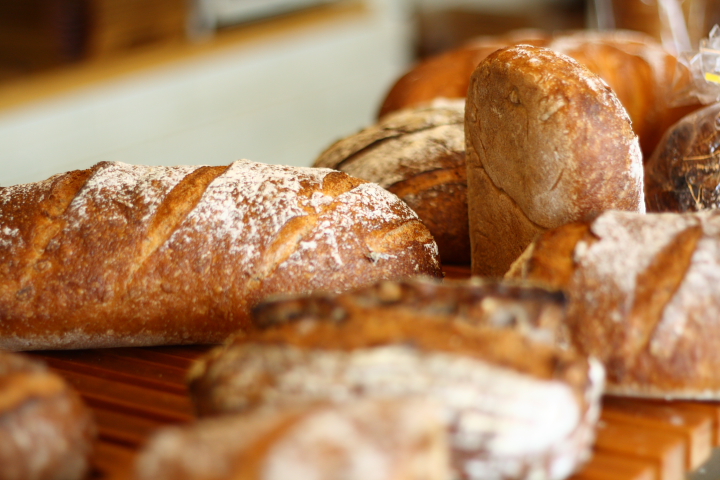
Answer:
[189, 277, 604, 480]
[508, 210, 720, 399]
[465, 45, 645, 278]
[0, 351, 95, 480]
[0, 160, 441, 350]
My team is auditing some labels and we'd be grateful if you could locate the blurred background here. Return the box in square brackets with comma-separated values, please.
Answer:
[0, 0, 715, 185]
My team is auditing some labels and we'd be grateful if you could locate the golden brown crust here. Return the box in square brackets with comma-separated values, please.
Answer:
[0, 160, 441, 350]
[465, 45, 644, 278]
[0, 351, 96, 480]
[314, 102, 469, 264]
[512, 210, 720, 399]
[379, 29, 703, 158]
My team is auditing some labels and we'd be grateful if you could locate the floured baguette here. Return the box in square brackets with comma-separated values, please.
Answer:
[465, 45, 645, 277]
[0, 160, 441, 350]
[508, 210, 720, 399]
[134, 398, 450, 480]
[188, 278, 604, 480]
[0, 351, 96, 480]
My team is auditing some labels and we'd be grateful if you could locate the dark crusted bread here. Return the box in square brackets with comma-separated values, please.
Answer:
[645, 102, 720, 212]
[465, 44, 645, 278]
[0, 160, 441, 350]
[314, 100, 469, 264]
[188, 277, 604, 480]
[508, 210, 720, 399]
[135, 398, 450, 480]
[0, 351, 95, 480]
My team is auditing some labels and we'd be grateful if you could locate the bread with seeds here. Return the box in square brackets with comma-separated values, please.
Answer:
[0, 160, 441, 350]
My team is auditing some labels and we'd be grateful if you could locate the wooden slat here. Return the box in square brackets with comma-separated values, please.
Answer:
[570, 450, 657, 480]
[602, 396, 714, 470]
[593, 419, 686, 480]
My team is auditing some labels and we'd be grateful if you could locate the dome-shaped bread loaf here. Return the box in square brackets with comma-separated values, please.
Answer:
[0, 160, 441, 350]
[314, 100, 469, 264]
[465, 45, 645, 277]
[645, 102, 720, 212]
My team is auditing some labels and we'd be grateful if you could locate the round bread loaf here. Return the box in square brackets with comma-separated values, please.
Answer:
[465, 45, 645, 277]
[0, 351, 95, 480]
[0, 160, 441, 350]
[189, 278, 604, 480]
[135, 398, 450, 480]
[645, 102, 720, 212]
[314, 100, 469, 265]
[379, 29, 702, 158]
[507, 210, 720, 399]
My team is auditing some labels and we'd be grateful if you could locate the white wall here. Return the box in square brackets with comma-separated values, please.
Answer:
[0, 0, 414, 186]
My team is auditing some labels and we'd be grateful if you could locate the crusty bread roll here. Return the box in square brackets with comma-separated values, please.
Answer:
[645, 102, 720, 212]
[465, 44, 645, 278]
[0, 351, 95, 480]
[135, 398, 450, 480]
[189, 278, 604, 480]
[314, 100, 469, 265]
[379, 29, 702, 158]
[0, 160, 441, 350]
[507, 209, 720, 399]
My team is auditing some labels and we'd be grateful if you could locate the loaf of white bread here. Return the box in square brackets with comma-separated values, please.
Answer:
[0, 160, 441, 350]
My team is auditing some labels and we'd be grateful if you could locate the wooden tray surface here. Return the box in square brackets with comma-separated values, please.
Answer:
[23, 266, 720, 480]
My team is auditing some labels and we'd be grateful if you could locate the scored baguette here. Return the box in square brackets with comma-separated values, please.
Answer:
[0, 160, 441, 350]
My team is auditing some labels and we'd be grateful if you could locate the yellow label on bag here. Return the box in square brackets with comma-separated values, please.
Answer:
[705, 72, 720, 84]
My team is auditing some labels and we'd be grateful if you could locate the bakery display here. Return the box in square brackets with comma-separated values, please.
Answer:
[465, 44, 645, 278]
[645, 102, 720, 212]
[379, 29, 702, 158]
[188, 277, 604, 480]
[0, 159, 441, 351]
[134, 398, 450, 480]
[507, 209, 720, 399]
[314, 99, 469, 264]
[0, 351, 95, 480]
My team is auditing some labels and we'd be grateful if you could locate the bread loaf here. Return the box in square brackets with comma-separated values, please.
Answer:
[314, 100, 469, 264]
[0, 160, 441, 350]
[645, 102, 720, 212]
[379, 29, 702, 158]
[0, 351, 95, 480]
[507, 210, 720, 399]
[465, 45, 645, 278]
[189, 278, 604, 480]
[135, 398, 450, 480]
